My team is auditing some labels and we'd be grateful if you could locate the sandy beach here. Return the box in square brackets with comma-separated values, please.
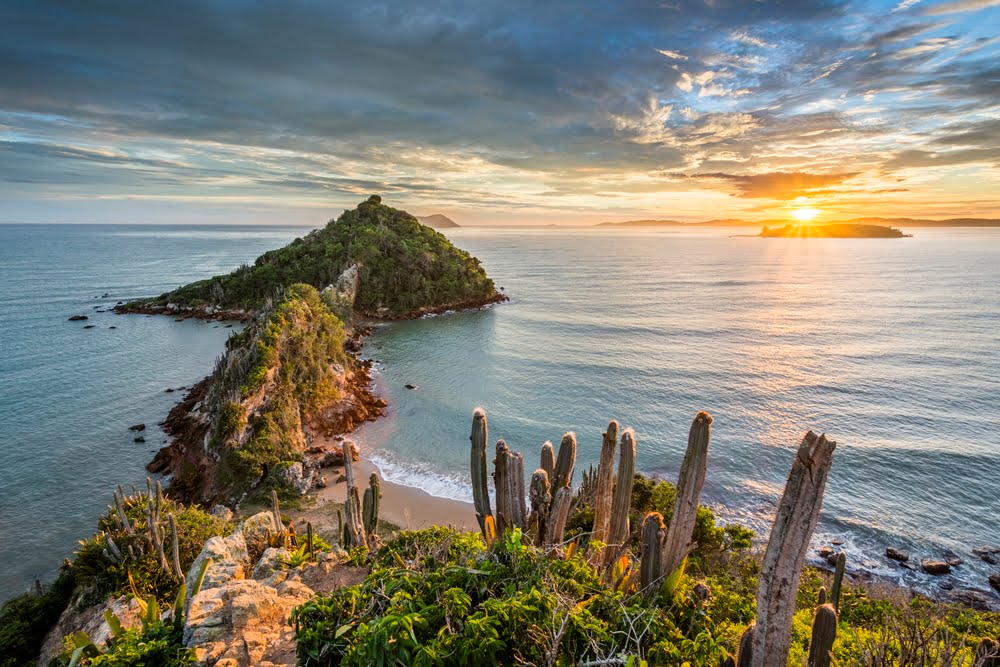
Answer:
[293, 430, 477, 541]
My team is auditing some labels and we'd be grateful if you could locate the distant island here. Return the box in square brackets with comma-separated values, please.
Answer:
[760, 223, 910, 238]
[598, 216, 1000, 228]
[417, 213, 460, 228]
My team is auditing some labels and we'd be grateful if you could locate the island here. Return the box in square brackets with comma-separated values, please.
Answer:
[416, 213, 460, 228]
[760, 223, 910, 238]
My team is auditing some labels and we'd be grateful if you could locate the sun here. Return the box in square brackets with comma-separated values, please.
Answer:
[792, 206, 820, 223]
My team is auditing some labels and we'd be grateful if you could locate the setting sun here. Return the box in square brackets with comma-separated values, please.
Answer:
[792, 207, 820, 223]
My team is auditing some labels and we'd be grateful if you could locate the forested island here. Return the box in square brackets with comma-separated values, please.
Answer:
[760, 223, 910, 238]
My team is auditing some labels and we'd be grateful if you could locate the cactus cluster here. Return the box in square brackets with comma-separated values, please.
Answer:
[339, 440, 380, 549]
[102, 478, 184, 582]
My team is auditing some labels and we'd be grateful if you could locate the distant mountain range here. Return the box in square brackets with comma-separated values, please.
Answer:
[597, 217, 1000, 228]
[417, 214, 460, 229]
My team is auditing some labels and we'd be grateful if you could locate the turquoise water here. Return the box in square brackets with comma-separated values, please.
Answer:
[0, 224, 311, 599]
[1, 224, 999, 600]
[356, 226, 1000, 595]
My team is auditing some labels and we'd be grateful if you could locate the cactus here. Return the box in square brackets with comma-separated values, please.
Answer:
[493, 440, 527, 535]
[471, 408, 494, 535]
[306, 522, 314, 557]
[606, 429, 636, 563]
[168, 513, 183, 581]
[342, 440, 365, 548]
[976, 638, 1000, 667]
[146, 502, 168, 572]
[551, 432, 576, 492]
[113, 490, 133, 535]
[591, 421, 619, 546]
[337, 509, 344, 548]
[737, 623, 755, 667]
[831, 552, 846, 612]
[363, 473, 381, 539]
[540, 441, 555, 480]
[528, 469, 551, 547]
[545, 487, 573, 550]
[661, 412, 712, 579]
[271, 489, 282, 535]
[104, 534, 122, 563]
[639, 512, 665, 596]
[751, 431, 837, 667]
[806, 603, 837, 667]
[817, 586, 827, 606]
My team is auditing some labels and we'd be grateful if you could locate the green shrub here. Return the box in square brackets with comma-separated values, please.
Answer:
[0, 570, 75, 667]
[292, 528, 730, 666]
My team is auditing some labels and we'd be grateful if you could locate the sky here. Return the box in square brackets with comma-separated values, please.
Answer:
[1, 0, 998, 225]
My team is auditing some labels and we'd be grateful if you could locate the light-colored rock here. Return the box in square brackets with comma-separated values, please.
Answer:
[209, 505, 234, 522]
[252, 548, 290, 581]
[240, 510, 279, 544]
[186, 530, 249, 601]
[275, 461, 320, 496]
[38, 595, 144, 666]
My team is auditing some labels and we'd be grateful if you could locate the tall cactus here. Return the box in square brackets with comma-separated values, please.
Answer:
[806, 604, 837, 667]
[342, 440, 365, 548]
[470, 408, 494, 535]
[551, 432, 577, 493]
[831, 552, 846, 612]
[591, 421, 619, 546]
[362, 473, 381, 539]
[540, 441, 555, 480]
[493, 440, 527, 535]
[167, 513, 183, 581]
[607, 429, 636, 561]
[661, 411, 712, 579]
[751, 431, 837, 667]
[736, 624, 755, 667]
[271, 489, 283, 534]
[528, 469, 551, 547]
[639, 512, 665, 596]
[545, 487, 573, 550]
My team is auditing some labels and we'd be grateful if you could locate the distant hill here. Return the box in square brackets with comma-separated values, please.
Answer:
[417, 213, 460, 229]
[597, 217, 999, 228]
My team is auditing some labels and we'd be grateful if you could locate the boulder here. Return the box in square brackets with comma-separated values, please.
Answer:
[241, 511, 280, 546]
[134, 436, 146, 443]
[921, 560, 951, 575]
[319, 441, 360, 468]
[185, 530, 250, 599]
[886, 547, 909, 562]
[817, 546, 834, 560]
[209, 505, 234, 522]
[405, 383, 418, 390]
[252, 548, 291, 581]
[68, 315, 88, 321]
[275, 461, 320, 496]
[129, 423, 146, 431]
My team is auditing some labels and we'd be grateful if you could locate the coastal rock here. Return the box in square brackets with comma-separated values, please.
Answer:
[240, 511, 280, 546]
[209, 505, 234, 522]
[990, 573, 1000, 593]
[405, 383, 418, 390]
[134, 436, 146, 443]
[185, 530, 250, 598]
[921, 560, 952, 575]
[38, 595, 144, 666]
[129, 423, 146, 431]
[83, 324, 95, 329]
[251, 548, 291, 581]
[945, 589, 998, 611]
[316, 475, 328, 489]
[68, 315, 88, 321]
[974, 546, 1000, 565]
[275, 461, 320, 496]
[817, 546, 834, 560]
[886, 547, 909, 562]
[319, 441, 359, 467]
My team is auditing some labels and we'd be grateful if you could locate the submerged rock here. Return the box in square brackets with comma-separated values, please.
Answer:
[128, 423, 146, 431]
[68, 314, 88, 321]
[921, 560, 951, 575]
[886, 547, 909, 562]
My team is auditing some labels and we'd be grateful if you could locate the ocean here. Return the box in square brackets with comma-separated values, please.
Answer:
[1, 223, 998, 600]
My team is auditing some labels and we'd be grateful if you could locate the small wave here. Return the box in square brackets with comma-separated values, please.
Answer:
[367, 451, 477, 504]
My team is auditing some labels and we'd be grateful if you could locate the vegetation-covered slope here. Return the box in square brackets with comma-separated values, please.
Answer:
[125, 196, 499, 318]
[150, 283, 383, 503]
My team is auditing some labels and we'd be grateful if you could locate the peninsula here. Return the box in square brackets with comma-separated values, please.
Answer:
[760, 223, 910, 238]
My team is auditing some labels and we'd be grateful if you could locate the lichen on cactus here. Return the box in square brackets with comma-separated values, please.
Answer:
[493, 439, 527, 536]
[607, 428, 636, 561]
[470, 408, 494, 535]
[639, 512, 665, 596]
[528, 469, 551, 547]
[662, 411, 712, 580]
[591, 420, 619, 546]
[363, 473, 381, 540]
[551, 432, 577, 493]
[807, 603, 837, 667]
[540, 441, 555, 480]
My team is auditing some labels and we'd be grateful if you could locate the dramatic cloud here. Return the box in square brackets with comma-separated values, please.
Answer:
[0, 0, 997, 224]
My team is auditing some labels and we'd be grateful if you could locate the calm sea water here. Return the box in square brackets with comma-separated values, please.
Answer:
[1, 224, 998, 600]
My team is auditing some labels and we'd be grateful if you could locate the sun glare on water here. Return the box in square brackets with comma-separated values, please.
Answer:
[792, 207, 820, 223]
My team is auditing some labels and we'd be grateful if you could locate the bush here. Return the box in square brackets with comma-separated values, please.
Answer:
[0, 569, 75, 667]
[292, 528, 730, 666]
